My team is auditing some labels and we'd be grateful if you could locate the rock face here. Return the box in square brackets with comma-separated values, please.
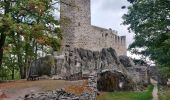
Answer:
[28, 55, 55, 78]
[57, 48, 136, 91]
[148, 66, 159, 81]
[119, 55, 134, 68]
[58, 48, 129, 80]
[28, 48, 130, 81]
[97, 70, 134, 91]
[148, 66, 167, 85]
[28, 48, 136, 91]
[119, 56, 148, 88]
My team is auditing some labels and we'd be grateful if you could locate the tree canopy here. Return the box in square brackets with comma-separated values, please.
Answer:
[123, 0, 170, 77]
[0, 0, 62, 79]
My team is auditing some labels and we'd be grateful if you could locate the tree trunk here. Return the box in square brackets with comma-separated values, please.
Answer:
[12, 66, 15, 80]
[24, 53, 29, 79]
[0, 33, 6, 68]
[0, 0, 10, 70]
[10, 55, 15, 80]
[12, 33, 26, 79]
[18, 53, 25, 79]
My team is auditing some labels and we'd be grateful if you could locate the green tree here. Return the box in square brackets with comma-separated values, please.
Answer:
[123, 0, 170, 77]
[0, 0, 62, 79]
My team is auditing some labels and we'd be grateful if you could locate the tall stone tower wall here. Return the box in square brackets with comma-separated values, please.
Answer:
[60, 0, 91, 50]
[60, 0, 127, 56]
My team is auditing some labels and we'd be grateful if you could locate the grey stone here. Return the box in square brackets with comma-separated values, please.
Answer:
[27, 55, 55, 78]
[119, 55, 134, 67]
[20, 74, 97, 100]
[60, 48, 130, 81]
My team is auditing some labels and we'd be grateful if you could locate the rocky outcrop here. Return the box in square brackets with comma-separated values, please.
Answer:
[28, 55, 55, 78]
[119, 55, 134, 67]
[119, 55, 149, 89]
[148, 66, 167, 85]
[59, 48, 129, 80]
[148, 66, 159, 81]
[27, 48, 135, 91]
[97, 70, 134, 91]
[58, 48, 136, 91]
[28, 48, 130, 81]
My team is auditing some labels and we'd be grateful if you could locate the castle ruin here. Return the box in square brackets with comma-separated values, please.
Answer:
[26, 1, 152, 97]
[61, 0, 127, 55]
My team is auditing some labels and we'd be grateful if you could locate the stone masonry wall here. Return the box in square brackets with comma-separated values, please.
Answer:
[61, 0, 127, 56]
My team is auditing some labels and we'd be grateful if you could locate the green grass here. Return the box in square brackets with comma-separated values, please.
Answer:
[99, 85, 153, 100]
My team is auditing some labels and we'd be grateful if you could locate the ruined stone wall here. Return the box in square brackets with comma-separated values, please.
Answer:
[87, 26, 126, 55]
[61, 0, 126, 56]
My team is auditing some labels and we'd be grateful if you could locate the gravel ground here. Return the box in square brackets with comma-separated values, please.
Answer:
[0, 80, 84, 100]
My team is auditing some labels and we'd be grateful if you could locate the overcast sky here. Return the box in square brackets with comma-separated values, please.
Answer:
[91, 0, 133, 47]
[91, 0, 136, 57]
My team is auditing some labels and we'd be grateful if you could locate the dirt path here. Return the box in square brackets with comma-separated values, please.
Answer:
[1, 87, 40, 100]
[150, 78, 158, 100]
[0, 80, 83, 100]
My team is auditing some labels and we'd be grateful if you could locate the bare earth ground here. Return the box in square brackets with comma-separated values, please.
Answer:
[0, 80, 84, 100]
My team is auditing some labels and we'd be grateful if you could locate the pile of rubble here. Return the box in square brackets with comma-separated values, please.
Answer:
[17, 89, 93, 100]
[87, 71, 98, 99]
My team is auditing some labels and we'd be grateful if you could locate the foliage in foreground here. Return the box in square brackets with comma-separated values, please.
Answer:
[0, 0, 62, 80]
[123, 0, 170, 77]
[99, 85, 153, 100]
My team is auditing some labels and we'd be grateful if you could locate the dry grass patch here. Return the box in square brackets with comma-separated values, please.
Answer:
[159, 86, 170, 100]
[64, 80, 92, 95]
[0, 80, 75, 91]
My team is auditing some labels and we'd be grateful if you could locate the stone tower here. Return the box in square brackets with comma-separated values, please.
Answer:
[60, 0, 127, 55]
[60, 0, 91, 51]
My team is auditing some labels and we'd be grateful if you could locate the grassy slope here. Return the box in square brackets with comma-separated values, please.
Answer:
[99, 85, 153, 100]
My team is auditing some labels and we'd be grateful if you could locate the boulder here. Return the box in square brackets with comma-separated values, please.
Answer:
[51, 75, 63, 80]
[97, 70, 134, 91]
[27, 55, 55, 79]
[148, 66, 159, 80]
[119, 55, 134, 67]
[119, 56, 152, 89]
